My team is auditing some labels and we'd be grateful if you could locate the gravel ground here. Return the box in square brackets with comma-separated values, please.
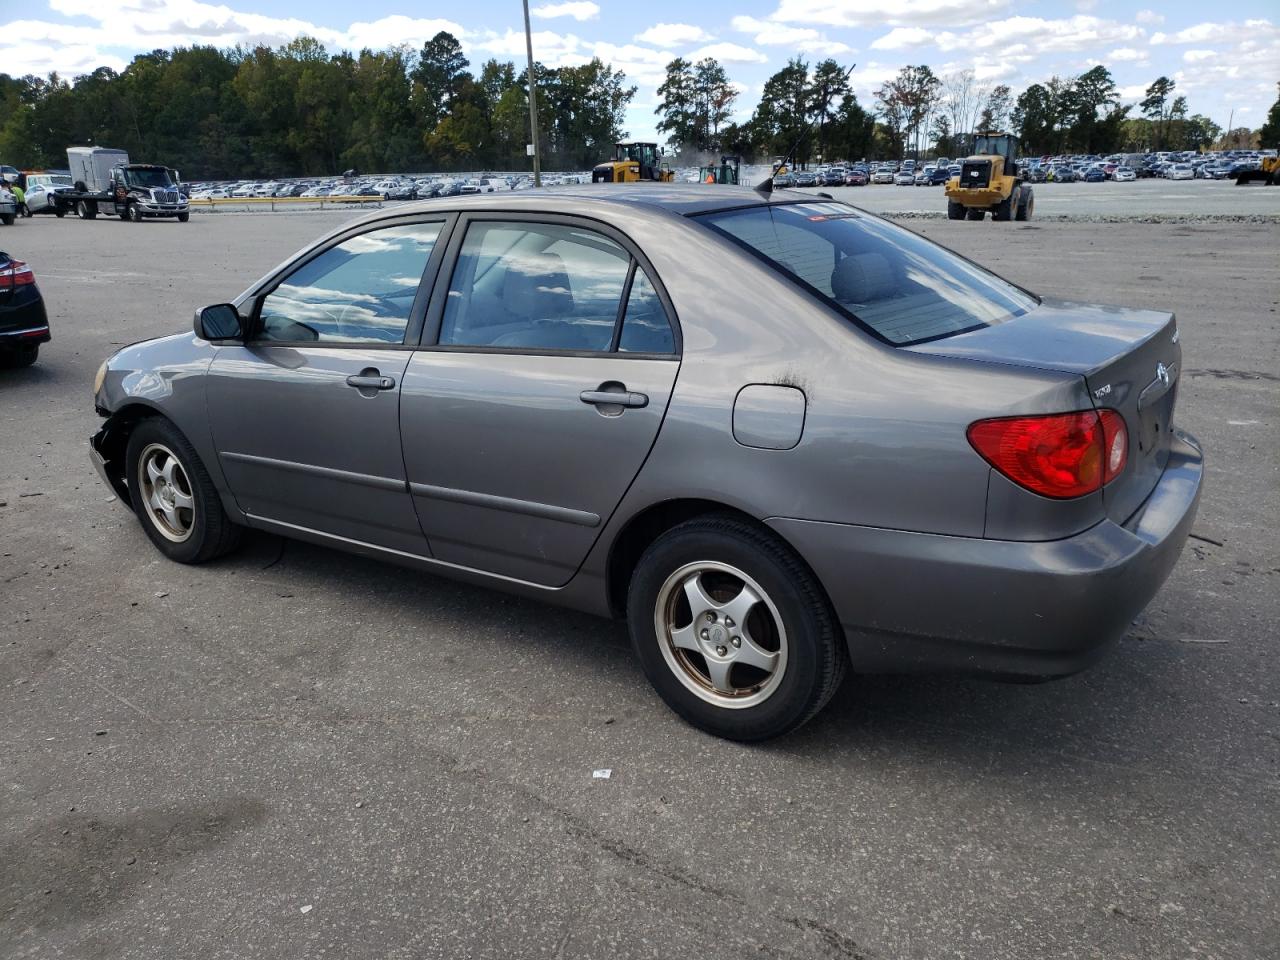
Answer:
[1, 211, 1278, 960]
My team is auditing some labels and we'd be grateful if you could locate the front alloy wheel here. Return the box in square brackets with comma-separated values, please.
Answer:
[125, 417, 242, 563]
[137, 443, 195, 542]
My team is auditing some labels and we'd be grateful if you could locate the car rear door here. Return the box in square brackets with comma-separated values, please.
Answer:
[205, 215, 452, 555]
[400, 214, 681, 586]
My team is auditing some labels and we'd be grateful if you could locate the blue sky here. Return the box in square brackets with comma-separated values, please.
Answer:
[3, 0, 1277, 140]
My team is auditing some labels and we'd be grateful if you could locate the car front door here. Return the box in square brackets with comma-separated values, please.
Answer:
[206, 216, 451, 555]
[400, 215, 681, 586]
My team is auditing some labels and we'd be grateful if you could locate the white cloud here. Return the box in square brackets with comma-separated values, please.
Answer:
[1151, 20, 1271, 46]
[531, 2, 600, 22]
[476, 28, 582, 62]
[729, 13, 851, 55]
[1076, 0, 1098, 11]
[932, 16, 1145, 55]
[634, 23, 712, 47]
[870, 27, 933, 50]
[688, 42, 767, 63]
[1182, 48, 1218, 62]
[1108, 47, 1148, 62]
[765, 0, 1013, 29]
[1134, 10, 1164, 25]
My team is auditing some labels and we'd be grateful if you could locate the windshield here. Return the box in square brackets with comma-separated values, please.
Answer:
[124, 167, 174, 188]
[698, 202, 1037, 346]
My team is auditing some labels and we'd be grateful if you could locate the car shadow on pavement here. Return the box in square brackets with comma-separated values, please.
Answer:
[222, 530, 1177, 774]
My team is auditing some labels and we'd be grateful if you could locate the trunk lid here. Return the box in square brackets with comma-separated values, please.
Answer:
[910, 297, 1181, 522]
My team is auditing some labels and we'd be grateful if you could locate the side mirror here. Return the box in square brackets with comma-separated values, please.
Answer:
[195, 303, 243, 341]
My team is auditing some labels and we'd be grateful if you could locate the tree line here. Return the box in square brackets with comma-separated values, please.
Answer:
[1, 34, 1275, 179]
[0, 34, 633, 177]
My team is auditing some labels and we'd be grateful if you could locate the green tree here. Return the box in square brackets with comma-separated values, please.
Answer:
[1140, 76, 1176, 149]
[412, 31, 469, 127]
[655, 58, 696, 149]
[1258, 83, 1280, 147]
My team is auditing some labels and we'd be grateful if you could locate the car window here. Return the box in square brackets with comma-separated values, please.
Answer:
[256, 222, 442, 344]
[618, 268, 675, 354]
[439, 222, 631, 352]
[699, 202, 1037, 346]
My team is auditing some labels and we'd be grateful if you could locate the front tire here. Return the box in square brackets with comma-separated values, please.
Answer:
[125, 418, 242, 563]
[0, 213, 13, 226]
[177, 211, 190, 222]
[127, 202, 143, 223]
[627, 516, 846, 741]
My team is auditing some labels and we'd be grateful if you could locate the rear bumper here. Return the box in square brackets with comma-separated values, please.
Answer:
[769, 430, 1204, 680]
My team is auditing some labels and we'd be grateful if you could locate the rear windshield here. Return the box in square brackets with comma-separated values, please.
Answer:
[698, 202, 1037, 346]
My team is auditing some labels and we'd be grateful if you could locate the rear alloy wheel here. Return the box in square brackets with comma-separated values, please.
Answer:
[628, 516, 846, 741]
[126, 418, 241, 563]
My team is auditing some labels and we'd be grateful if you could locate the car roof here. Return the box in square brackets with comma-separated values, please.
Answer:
[351, 183, 793, 225]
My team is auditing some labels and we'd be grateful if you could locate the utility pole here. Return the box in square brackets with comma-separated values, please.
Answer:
[521, 0, 542, 187]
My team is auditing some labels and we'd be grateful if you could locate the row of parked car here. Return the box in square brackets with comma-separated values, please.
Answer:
[186, 172, 596, 201]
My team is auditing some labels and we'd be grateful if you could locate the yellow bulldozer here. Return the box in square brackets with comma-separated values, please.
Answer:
[591, 142, 674, 184]
[945, 132, 1033, 221]
[1234, 154, 1279, 185]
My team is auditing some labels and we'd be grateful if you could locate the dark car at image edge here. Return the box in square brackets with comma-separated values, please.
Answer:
[88, 186, 1203, 740]
[0, 252, 50, 367]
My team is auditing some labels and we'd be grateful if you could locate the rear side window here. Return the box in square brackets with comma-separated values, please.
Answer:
[437, 221, 676, 355]
[699, 203, 1037, 346]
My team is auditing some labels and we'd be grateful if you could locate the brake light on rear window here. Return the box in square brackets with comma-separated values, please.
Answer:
[0, 260, 35, 288]
[967, 410, 1127, 499]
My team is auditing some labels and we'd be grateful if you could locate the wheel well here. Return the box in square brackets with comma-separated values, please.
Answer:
[606, 499, 771, 618]
[95, 403, 163, 475]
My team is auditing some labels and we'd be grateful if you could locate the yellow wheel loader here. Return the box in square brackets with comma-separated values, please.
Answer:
[944, 132, 1033, 222]
[591, 142, 674, 183]
[1233, 155, 1279, 186]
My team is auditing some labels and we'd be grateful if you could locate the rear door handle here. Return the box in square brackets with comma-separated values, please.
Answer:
[580, 389, 648, 408]
[346, 373, 396, 390]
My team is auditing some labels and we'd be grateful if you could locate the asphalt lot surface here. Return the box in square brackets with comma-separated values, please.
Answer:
[2, 208, 1278, 960]
[803, 176, 1280, 217]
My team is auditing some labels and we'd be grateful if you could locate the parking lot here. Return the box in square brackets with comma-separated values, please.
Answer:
[2, 208, 1278, 959]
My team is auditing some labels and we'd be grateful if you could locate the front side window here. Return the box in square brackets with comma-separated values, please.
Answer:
[439, 222, 632, 352]
[699, 202, 1037, 346]
[256, 222, 442, 344]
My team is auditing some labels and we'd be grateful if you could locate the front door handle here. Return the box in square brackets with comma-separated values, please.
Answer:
[346, 372, 395, 390]
[580, 388, 648, 409]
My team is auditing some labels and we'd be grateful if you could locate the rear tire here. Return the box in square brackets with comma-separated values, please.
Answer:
[947, 201, 965, 220]
[0, 213, 13, 226]
[966, 208, 985, 221]
[1016, 187, 1034, 221]
[993, 190, 1015, 221]
[626, 516, 847, 741]
[125, 417, 242, 564]
[1, 344, 38, 368]
[76, 200, 97, 220]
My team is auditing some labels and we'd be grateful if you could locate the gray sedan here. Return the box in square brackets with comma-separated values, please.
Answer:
[90, 186, 1203, 740]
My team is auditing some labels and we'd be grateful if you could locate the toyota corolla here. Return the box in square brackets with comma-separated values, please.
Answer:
[90, 186, 1202, 740]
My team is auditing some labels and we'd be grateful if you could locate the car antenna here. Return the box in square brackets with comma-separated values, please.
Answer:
[755, 64, 855, 198]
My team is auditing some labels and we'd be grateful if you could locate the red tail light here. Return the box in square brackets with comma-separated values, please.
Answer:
[967, 410, 1128, 499]
[0, 260, 35, 288]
